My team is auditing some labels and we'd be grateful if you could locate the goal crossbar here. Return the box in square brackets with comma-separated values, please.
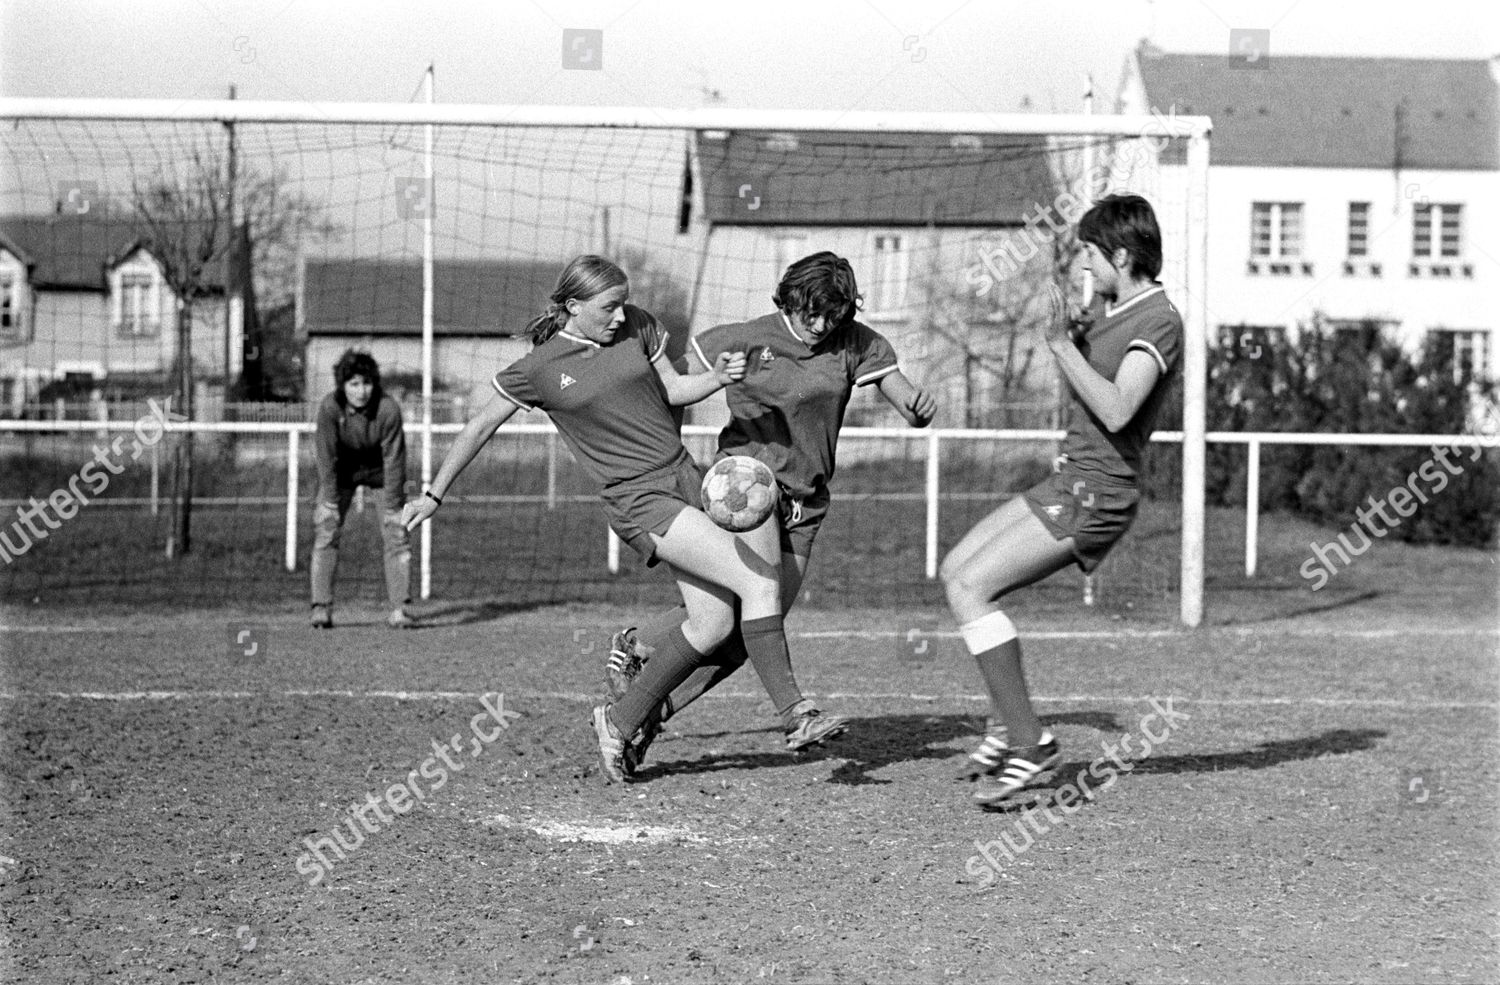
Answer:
[0, 97, 1212, 138]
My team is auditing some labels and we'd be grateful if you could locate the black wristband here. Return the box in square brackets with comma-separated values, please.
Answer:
[424, 489, 443, 506]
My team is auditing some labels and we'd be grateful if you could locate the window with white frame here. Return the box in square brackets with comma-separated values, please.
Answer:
[1413, 203, 1463, 258]
[869, 234, 908, 313]
[1434, 328, 1490, 384]
[117, 271, 160, 336]
[1346, 202, 1370, 257]
[773, 234, 807, 284]
[1250, 202, 1303, 259]
[0, 273, 23, 339]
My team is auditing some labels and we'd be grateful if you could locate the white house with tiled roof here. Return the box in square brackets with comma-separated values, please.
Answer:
[1118, 43, 1499, 379]
[0, 213, 236, 416]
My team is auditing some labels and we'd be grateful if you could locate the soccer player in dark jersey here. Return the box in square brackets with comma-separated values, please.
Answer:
[607, 251, 936, 762]
[401, 254, 810, 786]
[310, 350, 413, 630]
[941, 194, 1183, 806]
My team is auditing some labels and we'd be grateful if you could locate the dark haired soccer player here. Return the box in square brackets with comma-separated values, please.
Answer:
[608, 250, 936, 763]
[941, 194, 1182, 806]
[310, 349, 413, 629]
[404, 255, 830, 786]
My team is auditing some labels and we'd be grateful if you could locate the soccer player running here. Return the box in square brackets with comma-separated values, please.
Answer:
[310, 350, 414, 630]
[608, 251, 936, 763]
[941, 194, 1182, 807]
[402, 254, 806, 786]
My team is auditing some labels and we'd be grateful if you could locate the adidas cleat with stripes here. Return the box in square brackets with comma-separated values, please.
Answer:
[958, 720, 1010, 782]
[972, 731, 1060, 806]
[605, 627, 645, 702]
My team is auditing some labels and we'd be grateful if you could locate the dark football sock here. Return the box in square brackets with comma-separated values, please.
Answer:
[740, 614, 804, 723]
[972, 637, 1043, 747]
[661, 632, 750, 721]
[609, 622, 706, 736]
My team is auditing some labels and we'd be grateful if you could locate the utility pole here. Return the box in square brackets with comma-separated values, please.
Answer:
[223, 83, 238, 402]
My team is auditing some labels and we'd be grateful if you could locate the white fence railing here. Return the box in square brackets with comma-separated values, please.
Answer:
[1, 420, 1491, 621]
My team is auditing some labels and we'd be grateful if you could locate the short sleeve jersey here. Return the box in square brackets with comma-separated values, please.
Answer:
[691, 312, 898, 499]
[492, 304, 683, 488]
[1062, 285, 1183, 483]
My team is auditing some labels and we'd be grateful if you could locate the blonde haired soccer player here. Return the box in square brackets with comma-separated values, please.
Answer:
[942, 194, 1183, 806]
[402, 254, 806, 785]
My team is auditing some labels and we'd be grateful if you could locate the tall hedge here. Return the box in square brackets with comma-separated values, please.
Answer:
[1141, 320, 1498, 548]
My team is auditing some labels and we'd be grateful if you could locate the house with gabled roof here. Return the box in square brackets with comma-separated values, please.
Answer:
[0, 212, 237, 416]
[297, 258, 553, 410]
[1118, 42, 1499, 379]
[688, 128, 1066, 426]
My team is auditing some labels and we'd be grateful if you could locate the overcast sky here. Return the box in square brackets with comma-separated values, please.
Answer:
[3, 0, 1496, 113]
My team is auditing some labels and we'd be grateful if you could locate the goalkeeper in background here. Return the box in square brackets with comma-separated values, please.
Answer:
[310, 349, 414, 630]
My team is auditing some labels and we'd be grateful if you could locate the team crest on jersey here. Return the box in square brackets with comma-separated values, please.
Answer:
[559, 373, 576, 390]
[758, 347, 775, 366]
[1043, 504, 1063, 519]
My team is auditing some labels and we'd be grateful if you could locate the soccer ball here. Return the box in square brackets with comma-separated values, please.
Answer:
[700, 455, 779, 532]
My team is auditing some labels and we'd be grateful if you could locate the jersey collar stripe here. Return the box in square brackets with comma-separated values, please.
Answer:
[650, 329, 669, 363]
[491, 377, 534, 411]
[855, 364, 900, 387]
[689, 336, 711, 371]
[778, 310, 807, 344]
[1126, 339, 1169, 375]
[558, 329, 601, 349]
[1104, 285, 1164, 318]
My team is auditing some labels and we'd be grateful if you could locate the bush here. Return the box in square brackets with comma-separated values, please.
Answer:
[1139, 319, 1497, 548]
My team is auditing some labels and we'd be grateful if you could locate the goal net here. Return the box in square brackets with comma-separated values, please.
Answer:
[0, 102, 1208, 619]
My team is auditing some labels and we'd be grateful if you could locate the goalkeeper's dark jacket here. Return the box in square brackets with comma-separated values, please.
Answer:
[313, 391, 407, 511]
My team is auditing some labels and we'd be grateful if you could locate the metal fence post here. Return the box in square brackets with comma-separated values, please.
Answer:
[925, 430, 940, 579]
[1245, 438, 1260, 578]
[285, 429, 299, 573]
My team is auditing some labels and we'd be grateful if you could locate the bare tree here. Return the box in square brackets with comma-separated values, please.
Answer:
[131, 142, 334, 556]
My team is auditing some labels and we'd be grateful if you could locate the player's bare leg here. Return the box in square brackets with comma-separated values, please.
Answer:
[941, 504, 1073, 802]
[594, 509, 782, 781]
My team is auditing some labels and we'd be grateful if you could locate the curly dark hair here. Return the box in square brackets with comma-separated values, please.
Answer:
[772, 251, 862, 330]
[333, 349, 382, 408]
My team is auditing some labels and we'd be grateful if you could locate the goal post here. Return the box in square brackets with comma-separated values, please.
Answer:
[0, 98, 1210, 622]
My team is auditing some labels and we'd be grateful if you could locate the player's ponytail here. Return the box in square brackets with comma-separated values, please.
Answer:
[527, 254, 629, 346]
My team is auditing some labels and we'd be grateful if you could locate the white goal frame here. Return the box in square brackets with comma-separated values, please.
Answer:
[0, 98, 1213, 626]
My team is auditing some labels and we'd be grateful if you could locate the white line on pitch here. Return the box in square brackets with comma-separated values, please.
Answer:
[5, 625, 1496, 638]
[0, 689, 1491, 710]
[799, 627, 1500, 639]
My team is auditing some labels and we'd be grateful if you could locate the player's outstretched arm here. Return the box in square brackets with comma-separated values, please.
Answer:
[1042, 284, 1159, 433]
[401, 394, 518, 531]
[656, 349, 746, 406]
[876, 370, 937, 428]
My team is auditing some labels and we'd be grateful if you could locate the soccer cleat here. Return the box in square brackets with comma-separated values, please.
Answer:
[387, 607, 416, 630]
[605, 627, 645, 701]
[957, 719, 1011, 781]
[591, 704, 631, 784]
[972, 731, 1061, 806]
[784, 699, 849, 751]
[310, 604, 333, 629]
[624, 703, 665, 773]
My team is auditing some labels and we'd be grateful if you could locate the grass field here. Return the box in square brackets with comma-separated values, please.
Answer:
[1, 506, 1497, 983]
